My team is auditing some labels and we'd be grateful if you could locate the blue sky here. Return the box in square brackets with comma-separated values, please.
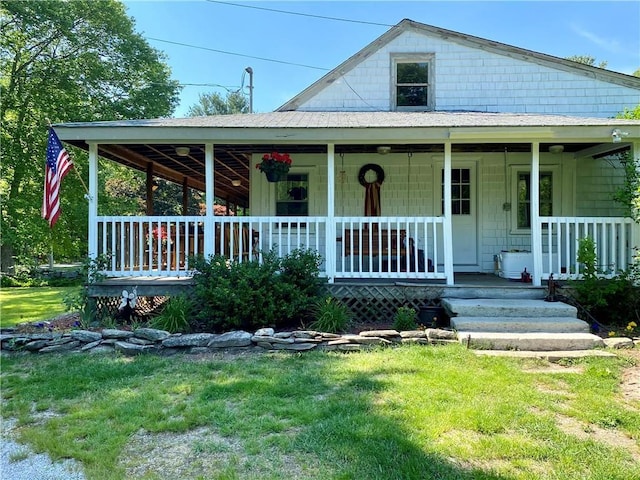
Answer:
[122, 1, 640, 117]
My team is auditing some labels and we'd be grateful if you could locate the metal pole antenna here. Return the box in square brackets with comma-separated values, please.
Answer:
[245, 67, 253, 113]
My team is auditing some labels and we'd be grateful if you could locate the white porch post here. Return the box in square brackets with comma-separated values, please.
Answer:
[443, 142, 454, 285]
[632, 141, 640, 259]
[325, 144, 336, 283]
[87, 142, 98, 260]
[531, 142, 543, 286]
[204, 143, 214, 258]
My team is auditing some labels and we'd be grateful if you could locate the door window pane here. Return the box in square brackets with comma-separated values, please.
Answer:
[442, 168, 471, 216]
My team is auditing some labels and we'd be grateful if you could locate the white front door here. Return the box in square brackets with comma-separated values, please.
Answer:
[441, 164, 478, 271]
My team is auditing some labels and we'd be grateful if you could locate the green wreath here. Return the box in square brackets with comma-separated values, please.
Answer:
[358, 163, 385, 187]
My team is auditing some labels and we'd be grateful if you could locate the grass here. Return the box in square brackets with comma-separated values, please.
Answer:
[2, 345, 639, 479]
[0, 286, 78, 327]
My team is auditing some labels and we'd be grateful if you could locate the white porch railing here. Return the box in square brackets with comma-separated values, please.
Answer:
[335, 217, 446, 280]
[94, 215, 446, 280]
[539, 216, 637, 279]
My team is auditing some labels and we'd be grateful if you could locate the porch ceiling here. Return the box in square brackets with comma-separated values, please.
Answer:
[65, 140, 611, 208]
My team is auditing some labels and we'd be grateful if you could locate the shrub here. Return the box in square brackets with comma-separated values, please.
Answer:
[393, 306, 417, 331]
[151, 295, 191, 333]
[190, 248, 324, 332]
[309, 297, 352, 333]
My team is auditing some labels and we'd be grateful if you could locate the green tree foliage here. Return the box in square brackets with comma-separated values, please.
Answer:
[615, 106, 640, 223]
[0, 0, 180, 271]
[186, 91, 249, 117]
[566, 55, 608, 69]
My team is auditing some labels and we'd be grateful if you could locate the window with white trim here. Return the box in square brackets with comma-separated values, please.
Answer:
[276, 173, 309, 216]
[511, 166, 559, 232]
[392, 54, 434, 111]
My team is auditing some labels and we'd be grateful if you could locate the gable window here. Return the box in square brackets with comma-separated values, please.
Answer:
[276, 173, 309, 216]
[512, 169, 557, 230]
[392, 54, 434, 111]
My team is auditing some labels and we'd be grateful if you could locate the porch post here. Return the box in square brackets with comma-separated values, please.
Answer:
[632, 142, 640, 259]
[145, 162, 154, 215]
[326, 143, 336, 283]
[182, 177, 189, 215]
[443, 142, 454, 285]
[204, 143, 214, 258]
[531, 142, 543, 286]
[87, 143, 98, 260]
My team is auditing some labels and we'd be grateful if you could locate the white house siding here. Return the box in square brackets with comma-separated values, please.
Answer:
[574, 156, 627, 217]
[297, 30, 638, 118]
[250, 150, 612, 273]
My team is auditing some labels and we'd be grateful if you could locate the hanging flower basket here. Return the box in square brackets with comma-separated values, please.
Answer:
[256, 152, 292, 182]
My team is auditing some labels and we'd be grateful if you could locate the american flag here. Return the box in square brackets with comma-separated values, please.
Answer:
[42, 128, 73, 227]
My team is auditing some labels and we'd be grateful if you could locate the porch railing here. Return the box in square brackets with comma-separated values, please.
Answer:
[538, 216, 637, 279]
[95, 215, 446, 280]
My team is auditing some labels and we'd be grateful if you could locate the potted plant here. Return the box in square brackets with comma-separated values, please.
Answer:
[256, 152, 292, 182]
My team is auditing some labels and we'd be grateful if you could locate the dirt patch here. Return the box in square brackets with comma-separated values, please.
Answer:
[618, 348, 640, 404]
[554, 413, 640, 461]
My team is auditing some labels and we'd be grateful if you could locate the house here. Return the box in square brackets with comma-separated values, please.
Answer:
[56, 19, 640, 292]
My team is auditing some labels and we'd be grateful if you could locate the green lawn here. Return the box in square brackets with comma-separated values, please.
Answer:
[0, 286, 77, 327]
[2, 345, 638, 480]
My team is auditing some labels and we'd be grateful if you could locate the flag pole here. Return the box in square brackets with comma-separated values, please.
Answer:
[46, 119, 90, 197]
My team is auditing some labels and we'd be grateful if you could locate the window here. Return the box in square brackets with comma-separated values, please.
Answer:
[276, 173, 309, 216]
[516, 171, 553, 229]
[441, 168, 471, 215]
[392, 54, 434, 111]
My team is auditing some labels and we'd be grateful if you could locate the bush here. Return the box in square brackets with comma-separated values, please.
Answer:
[151, 295, 191, 333]
[393, 306, 418, 331]
[309, 297, 352, 333]
[189, 248, 324, 332]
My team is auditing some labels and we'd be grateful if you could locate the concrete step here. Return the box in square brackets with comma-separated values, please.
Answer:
[473, 350, 617, 360]
[451, 316, 590, 334]
[457, 332, 605, 351]
[443, 298, 577, 319]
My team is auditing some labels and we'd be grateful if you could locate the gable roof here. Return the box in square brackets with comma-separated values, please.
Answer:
[277, 18, 640, 112]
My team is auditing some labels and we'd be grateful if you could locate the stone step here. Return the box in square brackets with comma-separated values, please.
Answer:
[472, 349, 617, 360]
[443, 298, 577, 318]
[450, 316, 590, 334]
[457, 332, 605, 351]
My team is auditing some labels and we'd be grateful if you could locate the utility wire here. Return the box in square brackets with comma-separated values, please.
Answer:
[146, 36, 330, 71]
[206, 0, 395, 27]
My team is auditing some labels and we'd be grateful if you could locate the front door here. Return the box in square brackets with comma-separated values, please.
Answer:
[441, 164, 478, 270]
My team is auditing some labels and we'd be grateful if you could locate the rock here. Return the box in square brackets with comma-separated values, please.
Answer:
[274, 332, 292, 339]
[114, 341, 155, 356]
[251, 335, 294, 344]
[254, 327, 274, 337]
[293, 331, 318, 339]
[318, 332, 341, 339]
[70, 330, 102, 343]
[101, 329, 133, 339]
[128, 337, 155, 346]
[24, 340, 50, 351]
[80, 340, 102, 351]
[39, 341, 81, 353]
[426, 328, 457, 340]
[270, 342, 317, 351]
[162, 333, 216, 348]
[401, 337, 429, 344]
[400, 330, 427, 338]
[133, 328, 170, 342]
[343, 334, 392, 345]
[359, 330, 399, 338]
[208, 331, 252, 348]
[604, 337, 635, 349]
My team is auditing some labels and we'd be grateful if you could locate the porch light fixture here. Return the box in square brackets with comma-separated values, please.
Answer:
[175, 146, 190, 156]
[232, 179, 242, 187]
[376, 146, 391, 155]
[611, 128, 629, 143]
[548, 145, 564, 154]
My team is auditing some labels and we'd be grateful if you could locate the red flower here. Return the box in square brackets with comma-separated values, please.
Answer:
[256, 152, 293, 174]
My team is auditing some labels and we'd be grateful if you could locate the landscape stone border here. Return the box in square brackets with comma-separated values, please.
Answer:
[0, 327, 460, 356]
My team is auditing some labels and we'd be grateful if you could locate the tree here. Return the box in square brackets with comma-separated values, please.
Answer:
[566, 55, 608, 69]
[186, 91, 249, 117]
[0, 0, 180, 271]
[615, 106, 640, 223]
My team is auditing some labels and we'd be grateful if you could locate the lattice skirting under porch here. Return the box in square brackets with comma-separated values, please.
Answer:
[92, 295, 168, 323]
[325, 284, 445, 324]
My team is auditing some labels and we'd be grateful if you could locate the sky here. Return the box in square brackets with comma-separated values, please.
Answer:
[122, 1, 640, 117]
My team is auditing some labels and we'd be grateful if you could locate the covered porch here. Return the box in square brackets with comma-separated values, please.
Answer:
[56, 112, 640, 287]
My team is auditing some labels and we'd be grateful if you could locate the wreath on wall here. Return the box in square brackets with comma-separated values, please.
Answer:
[358, 163, 385, 187]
